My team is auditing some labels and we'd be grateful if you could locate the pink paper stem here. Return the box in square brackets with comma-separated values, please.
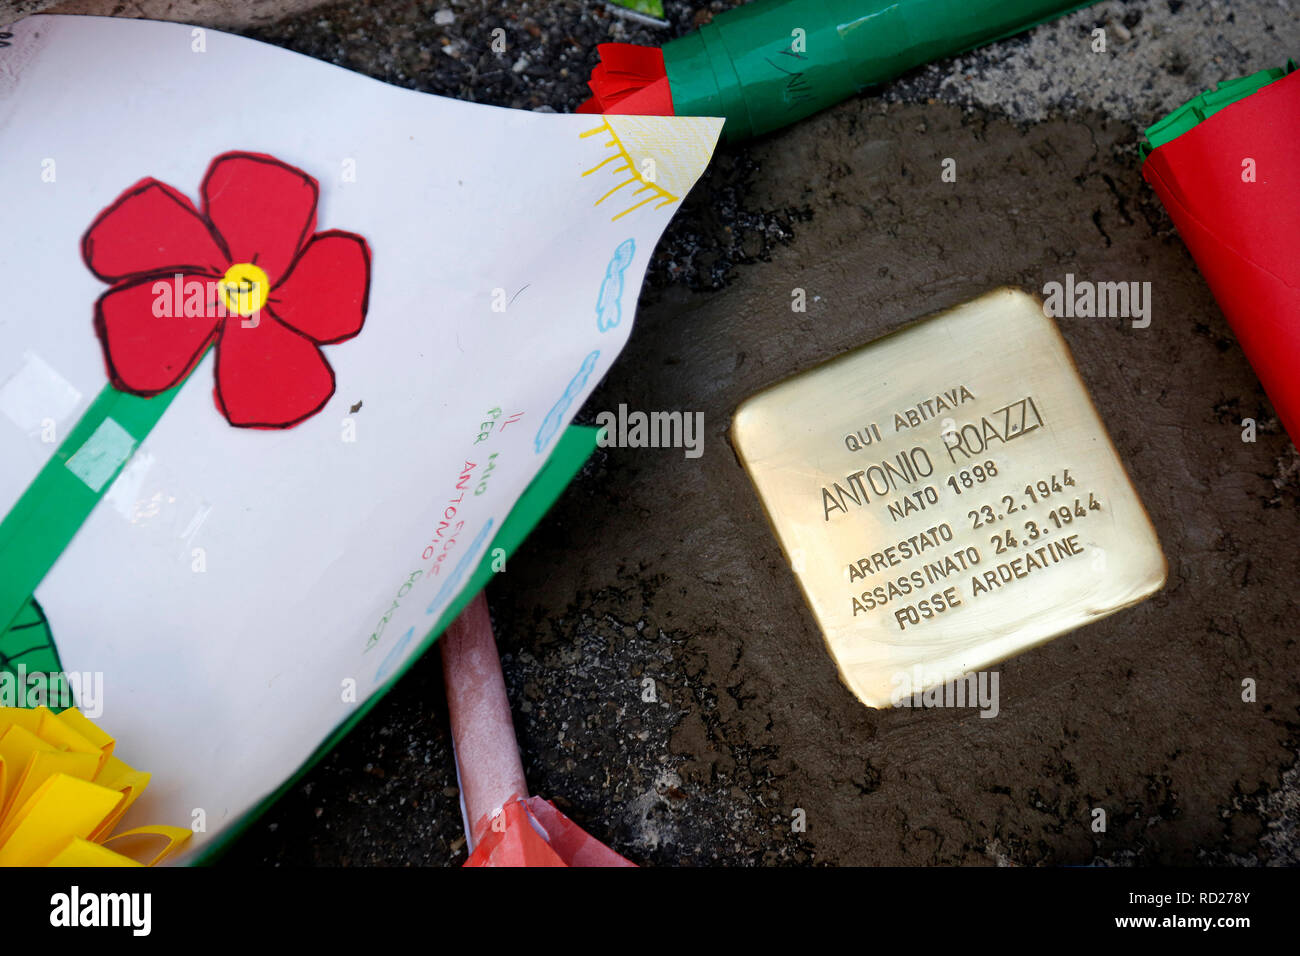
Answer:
[441, 591, 528, 849]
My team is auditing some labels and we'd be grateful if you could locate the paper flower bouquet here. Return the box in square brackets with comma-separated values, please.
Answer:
[0, 15, 721, 863]
[0, 707, 189, 866]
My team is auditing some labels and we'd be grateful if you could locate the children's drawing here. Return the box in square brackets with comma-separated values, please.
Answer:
[84, 151, 371, 429]
[534, 351, 601, 454]
[581, 120, 679, 221]
[0, 14, 722, 863]
[596, 239, 636, 332]
[0, 599, 69, 707]
[373, 625, 415, 684]
[424, 518, 496, 617]
[581, 115, 720, 222]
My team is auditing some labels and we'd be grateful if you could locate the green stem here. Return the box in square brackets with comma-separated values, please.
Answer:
[0, 379, 184, 636]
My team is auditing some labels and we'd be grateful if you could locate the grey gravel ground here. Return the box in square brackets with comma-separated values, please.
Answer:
[7, 0, 1299, 866]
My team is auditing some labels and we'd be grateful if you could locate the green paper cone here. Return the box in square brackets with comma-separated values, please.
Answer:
[664, 0, 1101, 140]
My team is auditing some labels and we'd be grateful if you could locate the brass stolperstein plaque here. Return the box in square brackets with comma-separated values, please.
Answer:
[732, 288, 1167, 708]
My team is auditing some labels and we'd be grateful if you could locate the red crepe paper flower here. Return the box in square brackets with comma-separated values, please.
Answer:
[577, 43, 674, 116]
[81, 151, 371, 429]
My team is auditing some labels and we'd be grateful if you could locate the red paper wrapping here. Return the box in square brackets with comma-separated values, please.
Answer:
[465, 797, 636, 867]
[444, 593, 636, 867]
[1142, 70, 1300, 444]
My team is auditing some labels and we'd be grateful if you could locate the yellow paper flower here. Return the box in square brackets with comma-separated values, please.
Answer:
[0, 707, 190, 866]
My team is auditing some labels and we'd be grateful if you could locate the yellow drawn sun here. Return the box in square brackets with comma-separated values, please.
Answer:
[579, 115, 720, 222]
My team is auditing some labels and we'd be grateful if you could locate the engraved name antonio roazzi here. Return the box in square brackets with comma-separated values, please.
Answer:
[822, 384, 1044, 523]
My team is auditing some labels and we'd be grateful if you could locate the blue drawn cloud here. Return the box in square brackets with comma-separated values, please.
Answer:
[374, 625, 414, 684]
[374, 516, 498, 683]
[424, 517, 496, 616]
[596, 238, 636, 332]
[534, 349, 600, 454]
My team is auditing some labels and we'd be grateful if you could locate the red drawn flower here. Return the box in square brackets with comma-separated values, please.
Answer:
[82, 151, 371, 428]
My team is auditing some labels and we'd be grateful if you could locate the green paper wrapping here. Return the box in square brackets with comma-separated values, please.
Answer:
[1141, 64, 1293, 156]
[664, 0, 1099, 140]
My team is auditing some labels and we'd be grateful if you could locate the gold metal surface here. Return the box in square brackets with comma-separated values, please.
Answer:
[732, 288, 1167, 708]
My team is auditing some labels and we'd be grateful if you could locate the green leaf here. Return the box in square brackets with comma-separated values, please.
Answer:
[608, 0, 666, 19]
[0, 597, 71, 711]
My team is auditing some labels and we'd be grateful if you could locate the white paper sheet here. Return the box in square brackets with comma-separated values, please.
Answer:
[0, 14, 720, 859]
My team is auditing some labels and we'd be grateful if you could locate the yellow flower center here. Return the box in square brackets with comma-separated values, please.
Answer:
[219, 262, 270, 317]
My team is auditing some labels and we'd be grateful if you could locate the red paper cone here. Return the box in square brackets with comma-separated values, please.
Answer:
[1143, 69, 1300, 444]
[443, 593, 636, 867]
[466, 797, 635, 867]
